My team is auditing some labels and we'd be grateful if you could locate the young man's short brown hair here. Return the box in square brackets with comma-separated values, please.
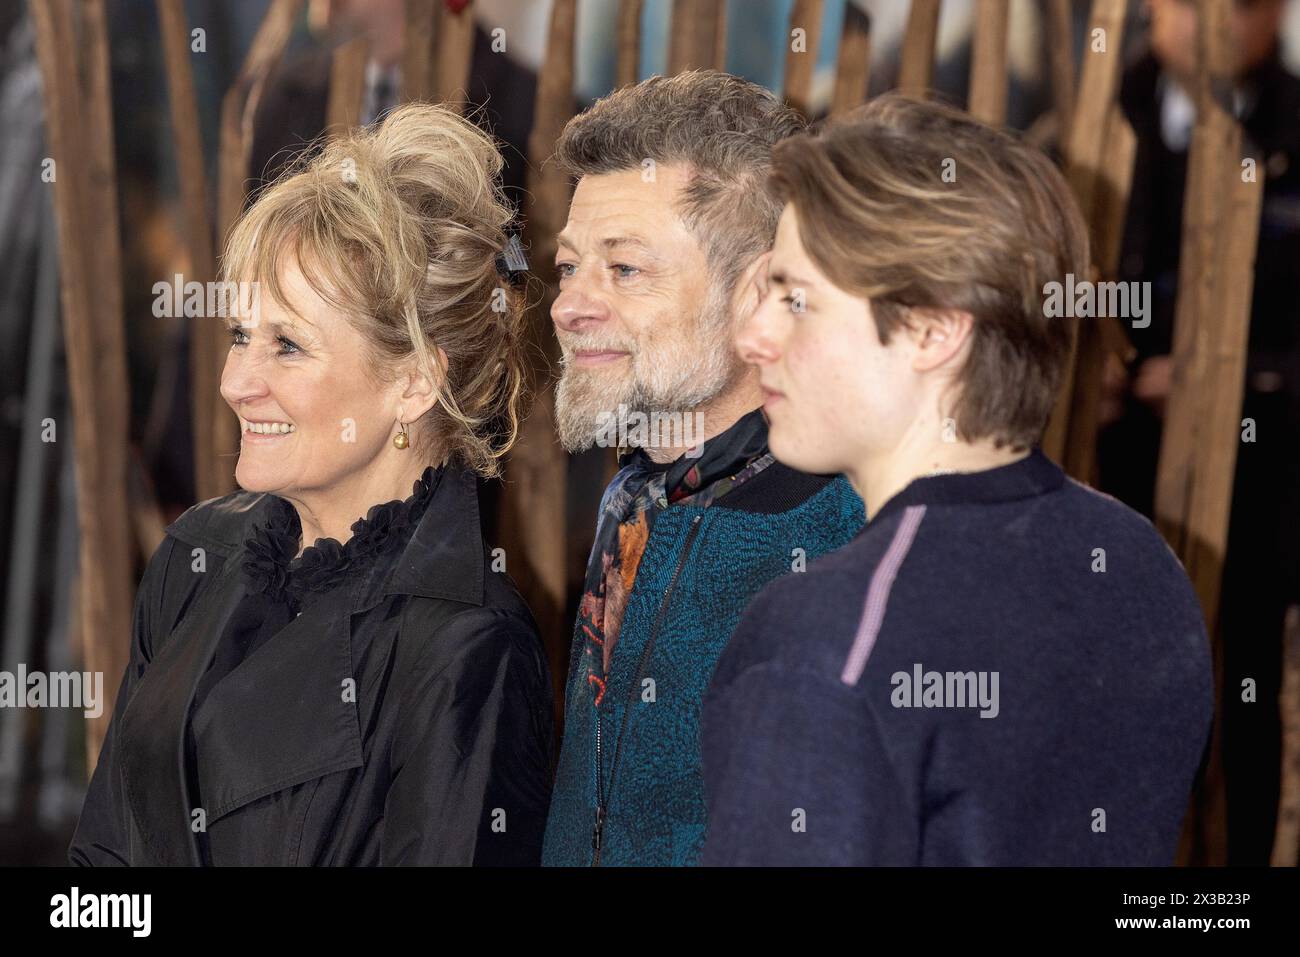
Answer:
[554, 69, 806, 303]
[770, 93, 1090, 450]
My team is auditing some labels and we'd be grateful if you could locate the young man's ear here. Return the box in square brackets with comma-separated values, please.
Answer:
[907, 307, 975, 373]
[731, 250, 773, 327]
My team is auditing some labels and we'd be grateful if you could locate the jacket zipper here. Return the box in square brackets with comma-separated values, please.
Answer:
[592, 512, 705, 866]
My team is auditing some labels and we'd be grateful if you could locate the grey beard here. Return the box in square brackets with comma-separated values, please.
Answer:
[554, 283, 744, 453]
[554, 341, 741, 454]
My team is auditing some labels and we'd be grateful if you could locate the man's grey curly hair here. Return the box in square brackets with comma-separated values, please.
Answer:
[554, 69, 807, 303]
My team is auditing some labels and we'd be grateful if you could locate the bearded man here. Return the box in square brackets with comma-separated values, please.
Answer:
[541, 70, 864, 867]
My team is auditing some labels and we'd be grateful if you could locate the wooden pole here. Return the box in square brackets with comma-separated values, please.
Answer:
[1062, 0, 1126, 215]
[1154, 0, 1257, 625]
[968, 0, 1008, 125]
[1180, 139, 1261, 605]
[1088, 100, 1140, 404]
[831, 2, 872, 117]
[82, 0, 126, 393]
[669, 0, 725, 75]
[507, 0, 578, 733]
[712, 0, 728, 70]
[1044, 0, 1075, 140]
[615, 0, 643, 88]
[1060, 105, 1137, 485]
[327, 34, 370, 134]
[401, 0, 435, 102]
[156, 0, 223, 507]
[783, 0, 825, 118]
[156, 0, 214, 275]
[897, 0, 941, 97]
[434, 0, 476, 112]
[1155, 0, 1262, 866]
[1042, 0, 1128, 465]
[1091, 109, 1138, 280]
[29, 0, 134, 769]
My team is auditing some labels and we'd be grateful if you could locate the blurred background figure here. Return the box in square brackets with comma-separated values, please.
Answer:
[1096, 0, 1300, 865]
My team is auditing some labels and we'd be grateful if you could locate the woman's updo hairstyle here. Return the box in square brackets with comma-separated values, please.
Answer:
[220, 102, 529, 478]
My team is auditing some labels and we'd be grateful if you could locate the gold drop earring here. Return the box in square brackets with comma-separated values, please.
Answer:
[393, 420, 409, 450]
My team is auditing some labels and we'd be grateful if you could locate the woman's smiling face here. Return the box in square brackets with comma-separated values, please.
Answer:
[220, 257, 405, 498]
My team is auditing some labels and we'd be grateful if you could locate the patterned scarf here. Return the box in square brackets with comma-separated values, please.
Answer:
[576, 408, 774, 705]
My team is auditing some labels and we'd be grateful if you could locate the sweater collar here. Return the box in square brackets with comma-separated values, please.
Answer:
[868, 447, 1064, 526]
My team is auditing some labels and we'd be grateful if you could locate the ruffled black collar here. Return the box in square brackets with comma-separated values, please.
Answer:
[241, 465, 443, 610]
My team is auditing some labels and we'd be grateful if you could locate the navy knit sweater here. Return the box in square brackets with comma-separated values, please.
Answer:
[701, 449, 1214, 866]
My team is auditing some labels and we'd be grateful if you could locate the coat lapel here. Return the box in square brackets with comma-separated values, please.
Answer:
[117, 553, 246, 865]
[188, 582, 364, 825]
[377, 464, 484, 606]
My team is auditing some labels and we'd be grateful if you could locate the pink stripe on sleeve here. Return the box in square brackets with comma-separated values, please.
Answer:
[840, 504, 927, 686]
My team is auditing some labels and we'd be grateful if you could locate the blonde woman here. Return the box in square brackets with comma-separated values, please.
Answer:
[70, 104, 553, 866]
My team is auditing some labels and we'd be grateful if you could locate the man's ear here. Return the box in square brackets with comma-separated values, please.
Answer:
[397, 345, 447, 421]
[730, 250, 773, 327]
[907, 307, 975, 373]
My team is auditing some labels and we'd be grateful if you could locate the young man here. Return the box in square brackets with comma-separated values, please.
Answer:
[542, 71, 865, 866]
[702, 94, 1214, 866]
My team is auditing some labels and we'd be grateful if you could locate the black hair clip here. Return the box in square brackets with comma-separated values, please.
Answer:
[494, 233, 529, 286]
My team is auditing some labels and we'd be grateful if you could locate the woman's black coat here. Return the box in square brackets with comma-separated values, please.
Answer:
[69, 466, 554, 865]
